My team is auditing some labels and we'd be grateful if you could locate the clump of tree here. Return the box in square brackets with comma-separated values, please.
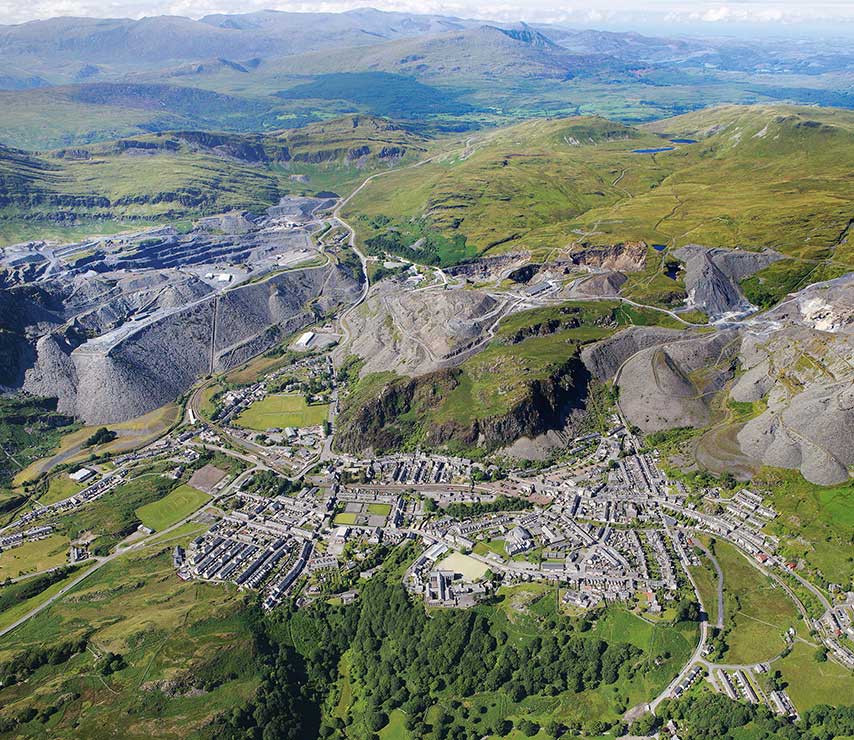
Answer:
[676, 598, 702, 622]
[0, 635, 89, 687]
[245, 470, 301, 497]
[98, 652, 127, 676]
[85, 427, 116, 447]
[209, 572, 644, 739]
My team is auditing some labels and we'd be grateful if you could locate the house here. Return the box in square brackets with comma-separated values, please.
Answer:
[505, 526, 534, 555]
[70, 468, 95, 483]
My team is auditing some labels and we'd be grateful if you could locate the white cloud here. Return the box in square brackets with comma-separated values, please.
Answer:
[1, 0, 853, 30]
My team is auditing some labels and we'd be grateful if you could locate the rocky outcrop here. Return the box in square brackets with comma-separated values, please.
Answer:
[562, 241, 648, 272]
[336, 357, 589, 454]
[581, 273, 854, 484]
[445, 253, 531, 281]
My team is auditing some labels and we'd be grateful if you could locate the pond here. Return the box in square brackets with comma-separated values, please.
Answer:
[653, 244, 667, 252]
[670, 138, 697, 144]
[632, 147, 674, 154]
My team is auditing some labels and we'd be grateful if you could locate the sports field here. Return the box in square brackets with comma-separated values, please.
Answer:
[135, 484, 210, 532]
[367, 503, 391, 516]
[234, 394, 330, 431]
[435, 552, 489, 581]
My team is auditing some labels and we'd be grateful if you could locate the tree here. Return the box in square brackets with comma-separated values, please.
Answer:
[85, 427, 116, 447]
[676, 598, 702, 623]
[519, 719, 540, 736]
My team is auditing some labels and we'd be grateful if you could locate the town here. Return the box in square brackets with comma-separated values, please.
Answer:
[1, 354, 851, 725]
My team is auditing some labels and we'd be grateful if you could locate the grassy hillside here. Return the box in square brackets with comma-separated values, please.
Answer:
[337, 300, 683, 456]
[344, 106, 854, 281]
[0, 115, 427, 244]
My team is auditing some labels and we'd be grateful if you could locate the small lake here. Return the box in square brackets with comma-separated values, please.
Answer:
[632, 147, 674, 154]
[670, 138, 697, 144]
[652, 244, 667, 252]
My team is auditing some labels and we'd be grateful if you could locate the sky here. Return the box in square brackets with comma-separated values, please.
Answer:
[2, 0, 854, 38]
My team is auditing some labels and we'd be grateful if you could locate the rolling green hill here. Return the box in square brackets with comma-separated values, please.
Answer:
[0, 115, 428, 244]
[344, 106, 854, 289]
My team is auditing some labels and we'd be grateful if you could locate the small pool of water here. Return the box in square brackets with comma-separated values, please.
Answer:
[633, 147, 674, 154]
[653, 244, 667, 252]
[670, 138, 697, 144]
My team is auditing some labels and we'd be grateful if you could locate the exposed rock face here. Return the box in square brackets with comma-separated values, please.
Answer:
[562, 241, 648, 272]
[335, 357, 589, 455]
[445, 253, 531, 281]
[734, 275, 854, 484]
[336, 282, 505, 377]
[24, 264, 359, 423]
[673, 244, 783, 319]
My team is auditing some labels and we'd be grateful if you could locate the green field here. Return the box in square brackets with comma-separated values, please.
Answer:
[0, 534, 70, 580]
[56, 473, 175, 555]
[473, 538, 508, 560]
[235, 394, 330, 431]
[135, 484, 210, 532]
[775, 639, 854, 713]
[714, 540, 800, 664]
[689, 549, 721, 627]
[366, 503, 392, 516]
[333, 512, 358, 526]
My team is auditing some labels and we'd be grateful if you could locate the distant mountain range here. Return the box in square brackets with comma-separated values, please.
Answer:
[0, 8, 851, 149]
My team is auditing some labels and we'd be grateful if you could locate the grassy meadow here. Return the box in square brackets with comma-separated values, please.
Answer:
[135, 484, 211, 532]
[235, 394, 330, 431]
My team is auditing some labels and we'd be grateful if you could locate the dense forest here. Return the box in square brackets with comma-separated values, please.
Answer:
[208, 563, 672, 740]
[203, 564, 854, 739]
